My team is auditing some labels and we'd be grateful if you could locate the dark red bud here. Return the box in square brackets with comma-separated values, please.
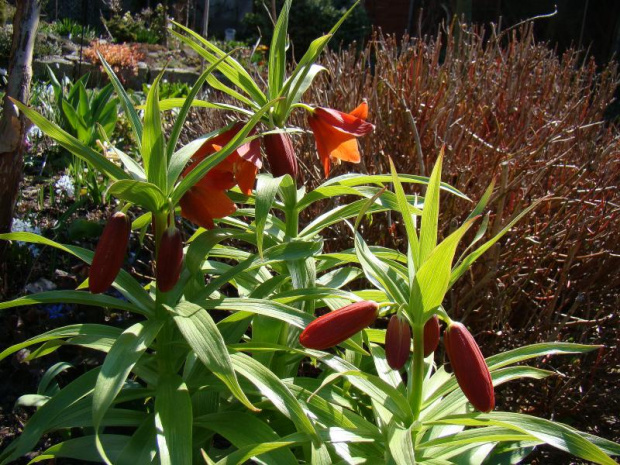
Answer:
[300, 301, 378, 350]
[424, 315, 441, 357]
[89, 212, 131, 294]
[385, 315, 411, 370]
[156, 226, 183, 292]
[444, 322, 495, 413]
[264, 132, 298, 179]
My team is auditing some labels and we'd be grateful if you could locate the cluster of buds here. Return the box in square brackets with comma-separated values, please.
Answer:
[300, 303, 494, 413]
[89, 212, 185, 295]
[384, 314, 440, 370]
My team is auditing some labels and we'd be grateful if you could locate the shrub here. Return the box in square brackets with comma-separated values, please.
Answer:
[83, 41, 145, 82]
[104, 4, 166, 44]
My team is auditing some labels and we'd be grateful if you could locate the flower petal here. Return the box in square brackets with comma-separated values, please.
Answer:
[313, 107, 374, 136]
[349, 101, 368, 120]
[180, 185, 236, 230]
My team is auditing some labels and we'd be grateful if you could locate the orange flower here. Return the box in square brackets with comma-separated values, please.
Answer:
[180, 124, 261, 229]
[307, 101, 374, 177]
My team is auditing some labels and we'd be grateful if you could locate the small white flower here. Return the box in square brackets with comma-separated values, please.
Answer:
[11, 218, 42, 256]
[55, 175, 75, 198]
[26, 125, 42, 140]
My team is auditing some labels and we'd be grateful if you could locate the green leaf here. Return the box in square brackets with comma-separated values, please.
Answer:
[155, 373, 192, 465]
[354, 229, 408, 303]
[450, 199, 542, 287]
[389, 157, 421, 272]
[93, 320, 163, 461]
[255, 174, 286, 257]
[0, 324, 122, 363]
[268, 0, 291, 100]
[198, 297, 312, 329]
[305, 350, 413, 425]
[434, 412, 617, 465]
[0, 368, 100, 464]
[195, 412, 299, 465]
[169, 302, 257, 412]
[485, 342, 599, 371]
[418, 426, 533, 451]
[116, 416, 158, 465]
[11, 99, 129, 181]
[230, 352, 319, 439]
[167, 50, 237, 161]
[37, 362, 73, 396]
[0, 232, 154, 314]
[388, 423, 417, 465]
[206, 73, 260, 108]
[142, 71, 167, 191]
[323, 173, 468, 201]
[158, 97, 253, 116]
[408, 217, 477, 317]
[108, 180, 167, 212]
[0, 290, 145, 316]
[277, 1, 361, 121]
[277, 64, 326, 122]
[215, 432, 310, 465]
[28, 435, 129, 464]
[98, 54, 143, 148]
[418, 149, 443, 265]
[170, 22, 266, 105]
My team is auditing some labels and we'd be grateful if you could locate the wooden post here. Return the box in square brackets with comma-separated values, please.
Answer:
[0, 0, 40, 253]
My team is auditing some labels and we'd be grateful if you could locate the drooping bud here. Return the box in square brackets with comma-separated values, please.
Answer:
[263, 132, 298, 179]
[423, 315, 441, 357]
[385, 314, 411, 370]
[89, 212, 131, 294]
[300, 301, 378, 350]
[444, 322, 495, 413]
[156, 226, 183, 292]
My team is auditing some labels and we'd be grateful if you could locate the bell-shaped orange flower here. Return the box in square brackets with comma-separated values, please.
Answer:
[180, 124, 261, 229]
[307, 101, 374, 177]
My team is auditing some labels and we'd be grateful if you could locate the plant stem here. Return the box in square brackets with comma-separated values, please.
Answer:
[285, 207, 299, 239]
[409, 322, 425, 420]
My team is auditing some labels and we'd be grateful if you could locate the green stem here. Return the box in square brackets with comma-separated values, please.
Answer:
[409, 323, 425, 420]
[285, 207, 299, 239]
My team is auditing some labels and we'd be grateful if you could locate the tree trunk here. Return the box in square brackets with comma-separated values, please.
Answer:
[0, 0, 40, 255]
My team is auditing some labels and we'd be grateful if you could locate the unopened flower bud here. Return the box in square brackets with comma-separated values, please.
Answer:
[444, 322, 495, 412]
[300, 301, 378, 350]
[385, 314, 411, 369]
[264, 132, 298, 179]
[424, 315, 440, 357]
[89, 212, 131, 294]
[156, 226, 183, 292]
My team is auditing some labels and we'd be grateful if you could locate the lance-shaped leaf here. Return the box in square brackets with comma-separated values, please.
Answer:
[268, 0, 291, 100]
[11, 99, 129, 181]
[407, 217, 478, 318]
[0, 368, 100, 464]
[433, 412, 617, 465]
[0, 233, 154, 314]
[142, 71, 167, 191]
[108, 180, 167, 212]
[93, 320, 163, 463]
[168, 302, 257, 411]
[98, 54, 143, 146]
[230, 352, 319, 440]
[155, 373, 192, 465]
